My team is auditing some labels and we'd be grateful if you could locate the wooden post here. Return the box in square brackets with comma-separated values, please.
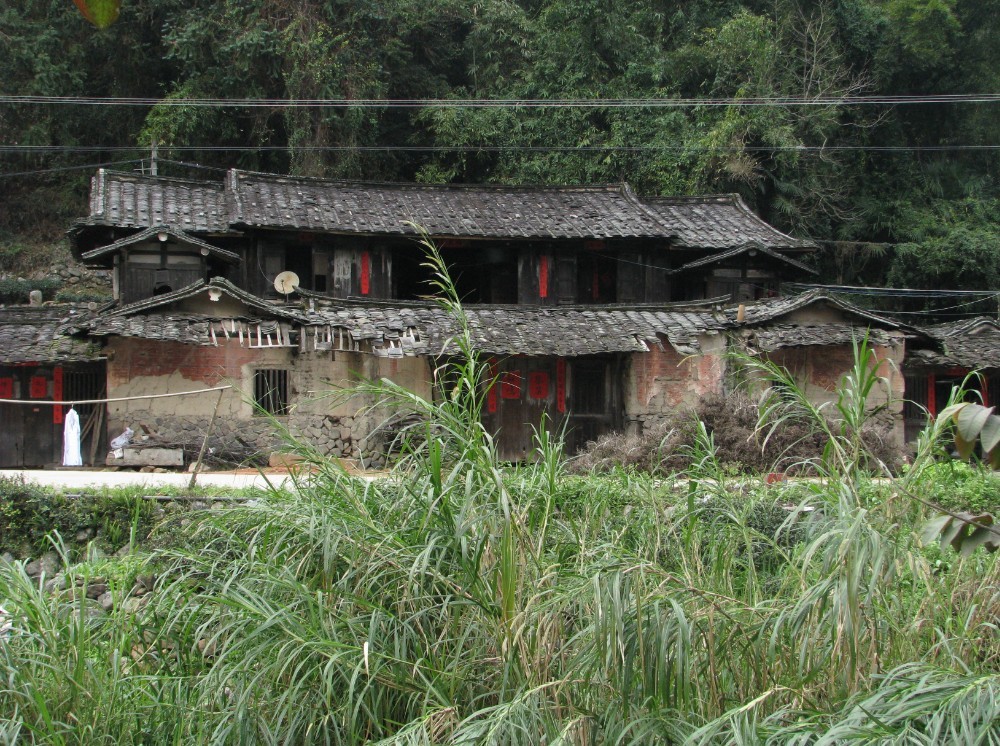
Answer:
[188, 389, 224, 491]
[88, 405, 104, 466]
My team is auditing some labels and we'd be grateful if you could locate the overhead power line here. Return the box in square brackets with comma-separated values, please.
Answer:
[3, 145, 1000, 155]
[787, 283, 1000, 298]
[3, 93, 1000, 108]
[0, 159, 145, 179]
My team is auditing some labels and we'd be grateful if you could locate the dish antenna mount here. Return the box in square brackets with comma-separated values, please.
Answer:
[273, 270, 300, 298]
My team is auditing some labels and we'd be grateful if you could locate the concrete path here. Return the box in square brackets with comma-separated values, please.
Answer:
[0, 469, 294, 491]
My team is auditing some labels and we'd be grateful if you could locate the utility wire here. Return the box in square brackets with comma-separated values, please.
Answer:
[4, 93, 1000, 108]
[786, 283, 1000, 298]
[0, 159, 145, 179]
[3, 145, 1000, 154]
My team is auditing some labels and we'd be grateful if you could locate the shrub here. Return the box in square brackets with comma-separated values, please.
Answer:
[569, 390, 906, 476]
[916, 461, 1000, 514]
[0, 277, 62, 304]
[0, 476, 157, 556]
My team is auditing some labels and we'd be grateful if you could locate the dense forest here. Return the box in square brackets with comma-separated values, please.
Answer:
[3, 0, 1000, 303]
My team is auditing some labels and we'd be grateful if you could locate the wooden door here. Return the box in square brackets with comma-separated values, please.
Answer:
[0, 367, 55, 467]
[0, 363, 107, 468]
[482, 357, 565, 462]
[564, 357, 622, 454]
[480, 355, 623, 461]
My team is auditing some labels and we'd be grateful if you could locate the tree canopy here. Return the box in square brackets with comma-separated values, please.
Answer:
[3, 0, 1000, 297]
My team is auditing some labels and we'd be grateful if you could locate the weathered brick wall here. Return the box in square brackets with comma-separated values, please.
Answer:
[104, 337, 433, 466]
[764, 339, 906, 443]
[625, 336, 725, 433]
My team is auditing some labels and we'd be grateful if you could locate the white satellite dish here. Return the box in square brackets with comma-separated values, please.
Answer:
[273, 270, 300, 296]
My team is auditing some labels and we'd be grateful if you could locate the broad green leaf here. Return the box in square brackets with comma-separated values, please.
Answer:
[953, 429, 976, 461]
[941, 512, 973, 551]
[73, 0, 121, 28]
[937, 401, 969, 423]
[921, 514, 953, 545]
[955, 403, 994, 442]
[980, 414, 1000, 454]
[989, 446, 1000, 470]
[959, 525, 1000, 556]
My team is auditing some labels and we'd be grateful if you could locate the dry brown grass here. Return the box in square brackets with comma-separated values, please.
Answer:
[569, 391, 906, 475]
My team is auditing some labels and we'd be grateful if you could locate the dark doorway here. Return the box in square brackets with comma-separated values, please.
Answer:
[0, 362, 106, 468]
[479, 355, 623, 462]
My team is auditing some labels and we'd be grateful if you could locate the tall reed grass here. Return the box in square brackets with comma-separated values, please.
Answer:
[1, 256, 998, 743]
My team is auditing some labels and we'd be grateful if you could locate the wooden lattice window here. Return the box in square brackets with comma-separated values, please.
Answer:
[253, 369, 289, 416]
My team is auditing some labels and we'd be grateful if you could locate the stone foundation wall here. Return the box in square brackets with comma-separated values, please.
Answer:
[128, 410, 396, 468]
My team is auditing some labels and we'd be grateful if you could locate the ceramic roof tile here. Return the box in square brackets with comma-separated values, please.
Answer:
[0, 306, 104, 363]
[911, 317, 1000, 369]
[639, 195, 815, 250]
[226, 171, 672, 239]
[83, 170, 229, 232]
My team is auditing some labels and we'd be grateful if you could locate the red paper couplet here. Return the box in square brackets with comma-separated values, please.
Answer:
[0, 378, 13, 399]
[360, 251, 371, 295]
[501, 371, 522, 399]
[556, 360, 567, 413]
[538, 256, 549, 299]
[29, 376, 48, 399]
[52, 367, 64, 423]
[528, 371, 549, 400]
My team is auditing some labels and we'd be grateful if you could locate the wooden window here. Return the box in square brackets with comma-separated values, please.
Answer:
[313, 251, 330, 293]
[253, 369, 290, 416]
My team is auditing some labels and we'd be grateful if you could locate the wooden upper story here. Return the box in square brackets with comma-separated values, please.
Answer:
[70, 169, 817, 306]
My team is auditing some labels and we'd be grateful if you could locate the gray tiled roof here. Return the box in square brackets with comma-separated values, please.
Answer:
[908, 317, 1000, 369]
[84, 314, 290, 345]
[80, 225, 240, 264]
[640, 195, 815, 250]
[726, 289, 912, 331]
[227, 171, 672, 239]
[98, 278, 308, 323]
[673, 242, 817, 274]
[745, 324, 896, 352]
[75, 170, 816, 250]
[83, 170, 229, 232]
[73, 285, 918, 359]
[306, 303, 722, 356]
[0, 306, 104, 363]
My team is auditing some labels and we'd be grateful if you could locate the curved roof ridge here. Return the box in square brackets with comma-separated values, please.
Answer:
[228, 168, 624, 192]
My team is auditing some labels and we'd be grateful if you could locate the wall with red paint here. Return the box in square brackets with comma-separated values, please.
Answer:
[763, 337, 906, 443]
[625, 334, 726, 431]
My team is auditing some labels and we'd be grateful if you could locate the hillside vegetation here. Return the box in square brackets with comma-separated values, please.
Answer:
[3, 0, 1000, 299]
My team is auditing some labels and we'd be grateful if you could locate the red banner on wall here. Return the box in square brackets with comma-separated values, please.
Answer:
[0, 378, 12, 399]
[29, 376, 47, 399]
[555, 359, 566, 413]
[501, 371, 522, 399]
[528, 371, 549, 400]
[52, 367, 64, 424]
[538, 256, 549, 299]
[360, 251, 371, 295]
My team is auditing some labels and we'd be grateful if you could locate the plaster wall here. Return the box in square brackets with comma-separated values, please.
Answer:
[625, 334, 726, 432]
[763, 337, 907, 443]
[103, 337, 434, 465]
